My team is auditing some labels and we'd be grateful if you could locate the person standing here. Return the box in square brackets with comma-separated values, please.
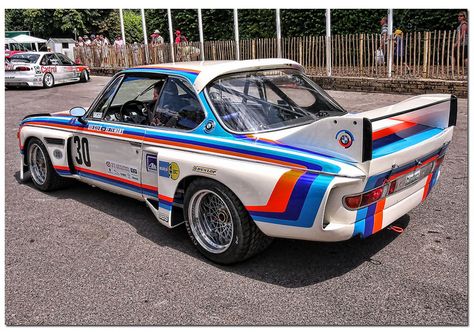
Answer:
[151, 30, 164, 45]
[377, 16, 389, 65]
[454, 11, 468, 68]
[114, 35, 125, 67]
[175, 30, 188, 44]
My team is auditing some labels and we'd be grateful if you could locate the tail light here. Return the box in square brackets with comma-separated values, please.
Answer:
[344, 154, 445, 210]
[16, 66, 31, 71]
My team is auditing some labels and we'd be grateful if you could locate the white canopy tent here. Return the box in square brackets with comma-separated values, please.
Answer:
[11, 34, 47, 51]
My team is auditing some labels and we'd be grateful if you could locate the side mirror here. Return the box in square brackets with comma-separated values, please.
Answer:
[70, 107, 87, 125]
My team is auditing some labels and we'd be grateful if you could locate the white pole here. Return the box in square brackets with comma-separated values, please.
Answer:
[198, 8, 205, 61]
[326, 9, 332, 76]
[168, 8, 175, 63]
[276, 9, 282, 58]
[233, 9, 240, 60]
[387, 9, 393, 78]
[141, 9, 150, 64]
[119, 9, 128, 68]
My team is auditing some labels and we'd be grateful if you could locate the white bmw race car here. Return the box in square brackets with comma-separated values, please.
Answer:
[5, 52, 90, 88]
[18, 59, 457, 264]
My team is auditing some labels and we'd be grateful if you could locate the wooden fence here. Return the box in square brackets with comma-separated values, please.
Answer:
[74, 30, 467, 80]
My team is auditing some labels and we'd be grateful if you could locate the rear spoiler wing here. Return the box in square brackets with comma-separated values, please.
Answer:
[276, 94, 457, 163]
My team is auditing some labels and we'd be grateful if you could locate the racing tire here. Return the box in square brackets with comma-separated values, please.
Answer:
[43, 73, 54, 88]
[184, 178, 273, 264]
[80, 70, 90, 82]
[27, 138, 69, 191]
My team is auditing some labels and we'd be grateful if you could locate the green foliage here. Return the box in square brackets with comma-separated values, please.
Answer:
[5, 8, 467, 42]
[144, 9, 169, 42]
[122, 9, 144, 43]
[238, 9, 276, 38]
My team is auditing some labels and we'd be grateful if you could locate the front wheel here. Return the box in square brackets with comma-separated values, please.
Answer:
[43, 73, 54, 88]
[184, 178, 272, 264]
[27, 138, 68, 191]
[80, 70, 90, 82]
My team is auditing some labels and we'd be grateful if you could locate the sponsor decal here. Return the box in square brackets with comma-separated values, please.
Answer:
[105, 160, 139, 181]
[159, 161, 180, 180]
[146, 154, 158, 173]
[192, 165, 217, 176]
[40, 66, 57, 73]
[204, 120, 215, 133]
[87, 124, 124, 134]
[159, 161, 169, 177]
[92, 112, 103, 119]
[53, 149, 63, 159]
[168, 162, 180, 180]
[336, 130, 354, 149]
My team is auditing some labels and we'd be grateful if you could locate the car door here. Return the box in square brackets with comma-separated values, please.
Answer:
[141, 76, 207, 227]
[71, 74, 156, 200]
[55, 53, 78, 81]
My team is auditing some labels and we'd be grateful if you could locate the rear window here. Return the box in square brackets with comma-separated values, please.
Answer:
[10, 53, 40, 63]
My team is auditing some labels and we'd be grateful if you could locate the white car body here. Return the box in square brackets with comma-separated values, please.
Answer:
[5, 51, 89, 88]
[18, 59, 456, 261]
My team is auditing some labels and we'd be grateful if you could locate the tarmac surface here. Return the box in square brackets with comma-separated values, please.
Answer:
[5, 76, 468, 325]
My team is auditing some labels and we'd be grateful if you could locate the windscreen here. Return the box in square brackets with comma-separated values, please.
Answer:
[206, 69, 346, 133]
[10, 53, 40, 63]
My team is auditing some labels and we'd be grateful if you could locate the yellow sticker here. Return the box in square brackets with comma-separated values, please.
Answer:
[168, 162, 180, 180]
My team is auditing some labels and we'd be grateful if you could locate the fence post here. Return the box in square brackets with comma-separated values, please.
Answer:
[252, 40, 256, 59]
[422, 31, 429, 78]
[234, 9, 240, 60]
[140, 9, 150, 64]
[276, 9, 282, 58]
[359, 34, 364, 75]
[198, 8, 205, 61]
[387, 9, 393, 78]
[167, 9, 175, 63]
[325, 9, 332, 76]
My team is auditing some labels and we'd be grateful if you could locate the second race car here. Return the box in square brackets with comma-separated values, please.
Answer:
[5, 51, 90, 88]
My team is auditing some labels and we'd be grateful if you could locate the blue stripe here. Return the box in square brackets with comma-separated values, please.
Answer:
[373, 128, 443, 159]
[77, 170, 142, 194]
[373, 124, 432, 149]
[250, 172, 316, 220]
[251, 174, 334, 228]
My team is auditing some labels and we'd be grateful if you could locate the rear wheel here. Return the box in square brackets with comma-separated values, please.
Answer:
[27, 138, 68, 191]
[184, 178, 272, 264]
[43, 73, 54, 88]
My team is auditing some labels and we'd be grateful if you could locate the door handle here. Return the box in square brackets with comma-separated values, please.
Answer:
[129, 141, 142, 147]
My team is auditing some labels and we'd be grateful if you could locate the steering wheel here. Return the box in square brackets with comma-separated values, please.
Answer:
[119, 100, 148, 124]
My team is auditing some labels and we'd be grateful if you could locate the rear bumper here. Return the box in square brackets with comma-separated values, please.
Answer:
[5, 73, 43, 87]
[253, 147, 444, 243]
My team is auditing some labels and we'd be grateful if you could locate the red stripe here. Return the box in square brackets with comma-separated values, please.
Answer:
[372, 121, 417, 140]
[54, 165, 70, 171]
[142, 183, 158, 192]
[135, 65, 201, 74]
[76, 166, 141, 188]
[158, 194, 174, 202]
[422, 174, 433, 201]
[372, 198, 386, 234]
[246, 170, 304, 212]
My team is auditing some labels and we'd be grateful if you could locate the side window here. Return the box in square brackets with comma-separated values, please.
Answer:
[102, 75, 165, 124]
[87, 75, 123, 120]
[56, 53, 74, 65]
[152, 77, 205, 130]
[40, 54, 58, 66]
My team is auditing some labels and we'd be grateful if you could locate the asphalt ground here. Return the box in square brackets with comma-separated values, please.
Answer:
[4, 76, 468, 325]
